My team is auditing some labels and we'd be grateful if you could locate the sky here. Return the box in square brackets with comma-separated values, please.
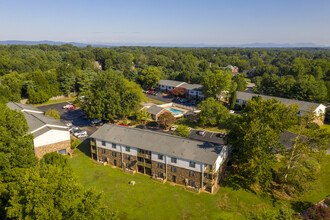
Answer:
[0, 0, 330, 46]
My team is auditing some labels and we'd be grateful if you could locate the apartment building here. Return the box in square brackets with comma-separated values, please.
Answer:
[90, 124, 229, 193]
[7, 102, 71, 158]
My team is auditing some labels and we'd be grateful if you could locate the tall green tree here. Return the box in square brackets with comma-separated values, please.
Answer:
[138, 66, 161, 90]
[57, 63, 76, 95]
[198, 97, 231, 127]
[82, 70, 144, 121]
[201, 70, 232, 98]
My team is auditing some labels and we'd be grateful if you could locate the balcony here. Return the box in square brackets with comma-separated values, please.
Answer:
[137, 161, 152, 168]
[204, 178, 215, 185]
[91, 148, 96, 154]
[137, 152, 151, 159]
[90, 140, 96, 146]
[204, 168, 215, 175]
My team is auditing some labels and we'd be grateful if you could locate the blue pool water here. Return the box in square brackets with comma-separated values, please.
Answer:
[166, 108, 184, 114]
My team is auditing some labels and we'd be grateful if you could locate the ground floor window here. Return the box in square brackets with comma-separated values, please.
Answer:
[158, 172, 164, 178]
[102, 157, 107, 162]
[188, 180, 195, 187]
[58, 149, 66, 155]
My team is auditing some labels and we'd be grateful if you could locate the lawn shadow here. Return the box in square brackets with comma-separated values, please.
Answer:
[77, 138, 91, 157]
[290, 200, 313, 213]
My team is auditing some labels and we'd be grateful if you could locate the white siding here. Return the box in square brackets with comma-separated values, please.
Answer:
[151, 152, 166, 163]
[314, 104, 326, 116]
[96, 139, 137, 156]
[166, 156, 203, 172]
[214, 145, 229, 171]
[33, 129, 70, 148]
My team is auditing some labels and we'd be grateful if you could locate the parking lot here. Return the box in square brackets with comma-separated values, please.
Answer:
[37, 102, 99, 141]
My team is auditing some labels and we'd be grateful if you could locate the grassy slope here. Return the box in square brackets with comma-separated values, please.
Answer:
[31, 97, 76, 106]
[70, 142, 275, 220]
[69, 142, 330, 219]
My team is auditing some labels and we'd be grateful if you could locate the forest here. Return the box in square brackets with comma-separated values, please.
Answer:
[0, 44, 329, 105]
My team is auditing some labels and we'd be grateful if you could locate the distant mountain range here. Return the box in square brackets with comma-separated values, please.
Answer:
[0, 40, 328, 48]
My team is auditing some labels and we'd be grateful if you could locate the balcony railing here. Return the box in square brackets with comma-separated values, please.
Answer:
[137, 161, 152, 168]
[137, 152, 151, 159]
[204, 167, 215, 174]
[90, 141, 96, 146]
[204, 178, 215, 185]
[91, 148, 96, 154]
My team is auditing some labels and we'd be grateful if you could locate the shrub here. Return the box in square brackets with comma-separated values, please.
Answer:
[45, 109, 60, 120]
[301, 204, 330, 219]
[28, 90, 50, 104]
[170, 87, 186, 97]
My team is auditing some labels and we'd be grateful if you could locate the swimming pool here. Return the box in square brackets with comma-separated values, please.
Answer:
[166, 108, 184, 114]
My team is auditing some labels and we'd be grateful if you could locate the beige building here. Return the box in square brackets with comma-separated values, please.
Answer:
[7, 102, 71, 158]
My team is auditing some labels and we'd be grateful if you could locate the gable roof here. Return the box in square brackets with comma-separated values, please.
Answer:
[180, 83, 203, 91]
[90, 124, 225, 165]
[32, 126, 68, 138]
[146, 105, 168, 116]
[158, 80, 187, 88]
[7, 102, 43, 113]
[236, 91, 325, 112]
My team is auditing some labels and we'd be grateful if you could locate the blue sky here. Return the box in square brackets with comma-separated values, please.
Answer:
[0, 0, 329, 45]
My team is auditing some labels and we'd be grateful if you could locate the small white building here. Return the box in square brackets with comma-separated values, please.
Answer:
[7, 102, 71, 158]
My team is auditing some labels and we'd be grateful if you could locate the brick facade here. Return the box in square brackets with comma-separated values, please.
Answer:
[151, 161, 166, 179]
[97, 147, 122, 167]
[34, 140, 71, 159]
[166, 164, 202, 188]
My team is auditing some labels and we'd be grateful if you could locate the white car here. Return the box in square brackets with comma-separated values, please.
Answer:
[229, 110, 235, 114]
[70, 126, 79, 132]
[74, 130, 87, 137]
[62, 104, 73, 109]
[91, 119, 102, 124]
[77, 133, 88, 138]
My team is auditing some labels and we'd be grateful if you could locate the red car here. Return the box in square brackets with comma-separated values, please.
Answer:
[148, 90, 154, 94]
[67, 106, 75, 110]
[118, 124, 128, 127]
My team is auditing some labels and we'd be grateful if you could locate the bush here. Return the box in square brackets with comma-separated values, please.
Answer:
[128, 121, 139, 126]
[45, 109, 60, 120]
[301, 204, 330, 219]
[158, 112, 176, 129]
[71, 138, 82, 149]
[28, 90, 50, 104]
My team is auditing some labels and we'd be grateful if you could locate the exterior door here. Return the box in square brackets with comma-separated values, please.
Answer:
[114, 159, 117, 166]
[172, 175, 176, 183]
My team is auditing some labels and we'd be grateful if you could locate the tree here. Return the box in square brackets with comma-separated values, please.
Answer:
[133, 109, 150, 122]
[0, 103, 37, 173]
[170, 87, 186, 97]
[278, 112, 330, 194]
[227, 97, 299, 190]
[229, 90, 237, 109]
[82, 70, 144, 121]
[174, 125, 190, 137]
[198, 97, 230, 127]
[201, 70, 232, 98]
[158, 112, 175, 129]
[57, 63, 76, 96]
[138, 66, 161, 90]
[76, 68, 96, 93]
[233, 73, 247, 91]
[45, 109, 60, 120]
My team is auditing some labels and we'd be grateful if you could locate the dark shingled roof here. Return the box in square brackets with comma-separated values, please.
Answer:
[158, 80, 187, 88]
[90, 124, 225, 165]
[22, 111, 66, 133]
[236, 91, 324, 112]
[180, 83, 203, 91]
[146, 105, 168, 116]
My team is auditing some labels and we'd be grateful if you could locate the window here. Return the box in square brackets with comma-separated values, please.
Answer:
[125, 155, 131, 161]
[112, 143, 116, 149]
[92, 145, 96, 150]
[158, 154, 163, 160]
[158, 172, 164, 178]
[171, 157, 177, 163]
[189, 171, 194, 177]
[125, 146, 130, 152]
[58, 149, 66, 155]
[158, 163, 163, 169]
[188, 180, 195, 187]
[102, 157, 107, 162]
[102, 141, 106, 146]
[112, 151, 117, 157]
[171, 166, 176, 172]
[189, 161, 196, 168]
[102, 149, 106, 154]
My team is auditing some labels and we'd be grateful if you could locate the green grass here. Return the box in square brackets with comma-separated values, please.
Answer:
[145, 97, 166, 105]
[31, 97, 76, 106]
[69, 142, 276, 219]
[321, 124, 330, 133]
[175, 118, 226, 133]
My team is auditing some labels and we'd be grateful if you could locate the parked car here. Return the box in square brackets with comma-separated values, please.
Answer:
[197, 129, 206, 136]
[180, 99, 187, 103]
[74, 130, 87, 137]
[76, 132, 88, 138]
[69, 126, 79, 132]
[67, 105, 75, 110]
[91, 119, 102, 124]
[229, 110, 235, 114]
[65, 122, 72, 127]
[147, 90, 154, 94]
[62, 104, 73, 109]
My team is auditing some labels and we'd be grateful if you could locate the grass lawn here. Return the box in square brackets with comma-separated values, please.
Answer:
[176, 118, 227, 133]
[70, 142, 277, 219]
[145, 97, 166, 105]
[321, 123, 330, 133]
[31, 97, 76, 106]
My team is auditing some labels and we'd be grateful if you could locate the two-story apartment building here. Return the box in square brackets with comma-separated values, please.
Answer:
[157, 80, 205, 100]
[7, 102, 71, 158]
[90, 124, 229, 193]
[236, 91, 327, 125]
[158, 80, 187, 92]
